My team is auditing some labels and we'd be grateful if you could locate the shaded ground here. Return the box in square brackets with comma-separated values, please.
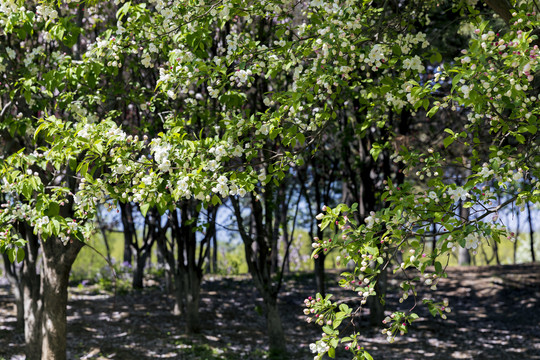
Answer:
[1, 264, 539, 359]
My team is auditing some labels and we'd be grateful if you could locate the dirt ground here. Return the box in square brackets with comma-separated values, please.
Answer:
[1, 264, 539, 360]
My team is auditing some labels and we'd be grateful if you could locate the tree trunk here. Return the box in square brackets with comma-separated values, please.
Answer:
[514, 209, 520, 264]
[484, 0, 513, 23]
[493, 237, 501, 265]
[368, 266, 387, 326]
[231, 197, 288, 358]
[265, 295, 287, 359]
[184, 270, 202, 334]
[172, 273, 184, 316]
[314, 254, 326, 297]
[40, 238, 83, 360]
[123, 239, 133, 265]
[21, 229, 42, 360]
[527, 201, 536, 263]
[211, 232, 218, 273]
[458, 201, 471, 265]
[132, 251, 148, 289]
[119, 202, 134, 265]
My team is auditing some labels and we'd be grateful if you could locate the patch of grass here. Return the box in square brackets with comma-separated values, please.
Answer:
[71, 231, 124, 283]
[175, 339, 240, 360]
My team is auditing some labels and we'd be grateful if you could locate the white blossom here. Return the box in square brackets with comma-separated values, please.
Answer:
[447, 187, 468, 201]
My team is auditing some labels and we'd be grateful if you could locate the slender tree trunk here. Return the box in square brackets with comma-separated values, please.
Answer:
[231, 197, 288, 358]
[493, 237, 501, 265]
[431, 222, 437, 265]
[184, 270, 202, 334]
[368, 266, 387, 326]
[459, 201, 471, 265]
[119, 202, 134, 265]
[211, 232, 218, 273]
[314, 254, 326, 297]
[40, 237, 83, 360]
[514, 209, 520, 264]
[265, 295, 287, 358]
[527, 201, 536, 262]
[132, 251, 149, 289]
[172, 272, 184, 316]
[22, 229, 42, 360]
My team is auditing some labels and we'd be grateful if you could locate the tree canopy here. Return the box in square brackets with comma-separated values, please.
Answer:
[0, 0, 539, 359]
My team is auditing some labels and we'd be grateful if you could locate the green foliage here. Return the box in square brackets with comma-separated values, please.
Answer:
[1, 0, 539, 359]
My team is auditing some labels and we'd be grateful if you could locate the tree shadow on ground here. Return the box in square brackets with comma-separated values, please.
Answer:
[0, 264, 539, 359]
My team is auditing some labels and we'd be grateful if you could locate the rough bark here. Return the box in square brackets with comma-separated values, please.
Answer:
[265, 296, 287, 358]
[119, 202, 134, 265]
[40, 237, 83, 360]
[132, 250, 150, 289]
[184, 270, 202, 334]
[158, 202, 215, 333]
[21, 228, 42, 360]
[484, 0, 513, 23]
[172, 273, 185, 316]
[231, 196, 288, 359]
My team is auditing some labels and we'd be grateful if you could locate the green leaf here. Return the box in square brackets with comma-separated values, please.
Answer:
[422, 98, 430, 110]
[444, 129, 455, 135]
[452, 74, 462, 89]
[297, 132, 305, 145]
[22, 182, 33, 200]
[140, 203, 150, 217]
[320, 218, 331, 231]
[156, 199, 167, 215]
[370, 144, 382, 161]
[51, 218, 61, 236]
[47, 202, 60, 217]
[328, 347, 335, 358]
[427, 106, 439, 118]
[322, 325, 334, 334]
[93, 141, 103, 155]
[77, 162, 89, 177]
[8, 248, 15, 263]
[443, 136, 454, 148]
[211, 195, 222, 206]
[430, 52, 442, 63]
[34, 123, 48, 140]
[17, 248, 25, 263]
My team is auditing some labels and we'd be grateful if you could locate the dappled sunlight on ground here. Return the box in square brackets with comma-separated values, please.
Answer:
[0, 264, 539, 359]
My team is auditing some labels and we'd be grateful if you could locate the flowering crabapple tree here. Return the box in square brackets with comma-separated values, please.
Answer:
[1, 0, 436, 358]
[0, 1, 538, 360]
[304, 3, 540, 360]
